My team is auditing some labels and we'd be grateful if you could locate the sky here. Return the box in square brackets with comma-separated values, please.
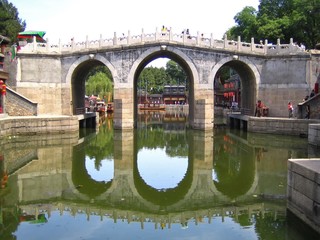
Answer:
[10, 0, 259, 43]
[9, 0, 260, 67]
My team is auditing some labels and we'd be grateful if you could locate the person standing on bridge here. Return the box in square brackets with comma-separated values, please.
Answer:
[161, 25, 167, 36]
[288, 102, 294, 118]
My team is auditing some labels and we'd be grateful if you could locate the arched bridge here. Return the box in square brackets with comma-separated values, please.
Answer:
[8, 28, 319, 130]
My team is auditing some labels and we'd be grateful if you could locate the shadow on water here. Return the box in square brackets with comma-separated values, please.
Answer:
[0, 111, 319, 239]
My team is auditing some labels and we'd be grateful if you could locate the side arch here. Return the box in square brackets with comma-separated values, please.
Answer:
[65, 54, 118, 85]
[210, 56, 261, 113]
[64, 54, 117, 114]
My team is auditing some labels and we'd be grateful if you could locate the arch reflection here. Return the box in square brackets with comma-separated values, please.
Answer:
[72, 123, 114, 197]
[213, 130, 255, 199]
[133, 120, 193, 206]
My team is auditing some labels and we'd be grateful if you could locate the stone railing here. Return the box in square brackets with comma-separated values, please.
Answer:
[297, 93, 320, 119]
[17, 28, 306, 56]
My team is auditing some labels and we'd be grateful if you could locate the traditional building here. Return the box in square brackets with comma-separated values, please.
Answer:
[0, 35, 10, 115]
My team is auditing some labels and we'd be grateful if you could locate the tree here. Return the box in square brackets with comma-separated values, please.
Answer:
[226, 0, 320, 49]
[165, 60, 187, 86]
[227, 6, 258, 41]
[85, 72, 113, 102]
[138, 66, 169, 94]
[137, 60, 188, 95]
[0, 0, 26, 42]
[289, 0, 320, 48]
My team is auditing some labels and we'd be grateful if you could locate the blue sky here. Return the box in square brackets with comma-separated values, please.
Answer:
[10, 0, 259, 44]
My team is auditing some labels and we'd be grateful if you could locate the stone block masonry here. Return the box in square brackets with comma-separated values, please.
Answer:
[308, 124, 320, 147]
[0, 115, 79, 137]
[287, 159, 320, 234]
[247, 117, 320, 136]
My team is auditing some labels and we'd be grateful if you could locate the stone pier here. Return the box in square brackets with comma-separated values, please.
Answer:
[308, 124, 320, 147]
[0, 115, 79, 136]
[287, 159, 320, 234]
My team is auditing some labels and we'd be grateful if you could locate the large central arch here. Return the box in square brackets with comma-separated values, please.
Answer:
[127, 46, 201, 128]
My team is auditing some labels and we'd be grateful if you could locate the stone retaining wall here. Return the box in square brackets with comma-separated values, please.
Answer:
[6, 87, 38, 116]
[0, 116, 79, 137]
[248, 117, 320, 136]
[308, 124, 320, 147]
[287, 159, 320, 234]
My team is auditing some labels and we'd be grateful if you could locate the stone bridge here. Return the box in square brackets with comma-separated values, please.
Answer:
[6, 29, 320, 130]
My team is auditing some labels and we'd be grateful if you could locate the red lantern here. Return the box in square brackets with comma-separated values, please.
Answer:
[2, 83, 6, 95]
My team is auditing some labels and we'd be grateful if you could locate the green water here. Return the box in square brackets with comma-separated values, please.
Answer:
[0, 113, 319, 240]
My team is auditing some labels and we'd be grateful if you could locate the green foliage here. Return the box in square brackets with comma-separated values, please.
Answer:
[226, 0, 320, 48]
[85, 121, 114, 164]
[136, 124, 188, 157]
[138, 60, 187, 94]
[165, 60, 187, 86]
[87, 65, 112, 80]
[217, 66, 232, 84]
[85, 71, 113, 102]
[0, 0, 26, 42]
[138, 66, 168, 94]
[227, 6, 258, 41]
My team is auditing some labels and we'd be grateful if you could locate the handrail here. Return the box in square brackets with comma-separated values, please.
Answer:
[17, 29, 306, 56]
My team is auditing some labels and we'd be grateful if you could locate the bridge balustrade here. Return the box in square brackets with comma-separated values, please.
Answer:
[17, 29, 305, 56]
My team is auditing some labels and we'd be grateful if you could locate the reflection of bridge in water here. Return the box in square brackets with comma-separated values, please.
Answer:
[19, 202, 285, 229]
[1, 123, 304, 229]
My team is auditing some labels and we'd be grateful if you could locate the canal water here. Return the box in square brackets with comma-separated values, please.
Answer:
[0, 111, 320, 240]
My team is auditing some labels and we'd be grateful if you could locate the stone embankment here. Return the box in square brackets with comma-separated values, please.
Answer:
[308, 124, 320, 147]
[0, 115, 79, 137]
[288, 159, 320, 235]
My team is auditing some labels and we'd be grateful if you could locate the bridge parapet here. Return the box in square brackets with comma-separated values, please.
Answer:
[18, 28, 305, 56]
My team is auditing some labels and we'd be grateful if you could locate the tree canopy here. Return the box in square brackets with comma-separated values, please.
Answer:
[85, 66, 113, 102]
[226, 0, 320, 49]
[0, 0, 26, 42]
[138, 60, 187, 94]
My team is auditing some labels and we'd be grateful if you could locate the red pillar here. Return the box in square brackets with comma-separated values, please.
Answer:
[315, 83, 319, 94]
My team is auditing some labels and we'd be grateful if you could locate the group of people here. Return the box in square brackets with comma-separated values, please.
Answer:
[161, 26, 195, 39]
[161, 25, 170, 36]
[255, 100, 310, 119]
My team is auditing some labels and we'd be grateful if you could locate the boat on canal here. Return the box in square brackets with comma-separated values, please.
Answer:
[138, 103, 166, 111]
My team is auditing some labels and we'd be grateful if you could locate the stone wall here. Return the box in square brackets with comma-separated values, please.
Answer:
[308, 124, 320, 146]
[6, 87, 37, 116]
[287, 159, 320, 234]
[0, 116, 79, 137]
[247, 117, 320, 136]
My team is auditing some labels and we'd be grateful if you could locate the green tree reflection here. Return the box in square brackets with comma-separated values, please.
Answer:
[85, 118, 114, 169]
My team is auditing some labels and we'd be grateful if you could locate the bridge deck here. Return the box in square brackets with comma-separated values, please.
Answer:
[18, 29, 305, 56]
